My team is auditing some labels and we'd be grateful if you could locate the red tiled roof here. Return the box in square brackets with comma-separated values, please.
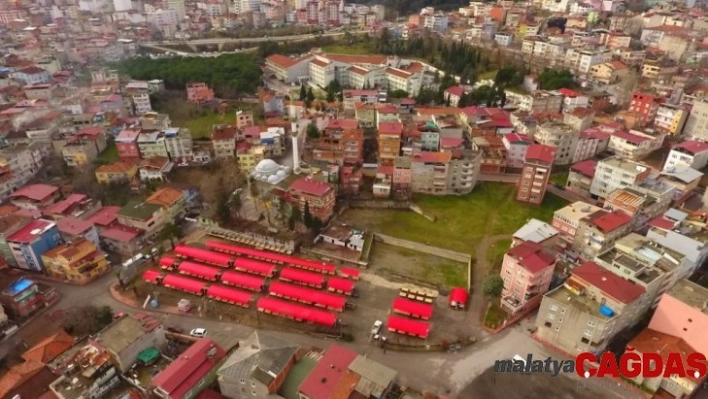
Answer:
[56, 216, 93, 236]
[524, 144, 555, 164]
[445, 86, 465, 97]
[572, 261, 645, 304]
[441, 137, 464, 148]
[0, 360, 46, 398]
[289, 178, 333, 196]
[9, 184, 58, 201]
[385, 67, 412, 79]
[299, 345, 358, 399]
[212, 126, 237, 141]
[100, 224, 142, 242]
[151, 339, 226, 398]
[22, 330, 74, 364]
[628, 329, 703, 384]
[571, 159, 597, 178]
[310, 59, 330, 68]
[7, 219, 55, 243]
[674, 140, 708, 155]
[413, 151, 452, 163]
[84, 206, 121, 227]
[587, 209, 632, 232]
[42, 194, 87, 216]
[266, 54, 311, 69]
[377, 104, 399, 114]
[323, 54, 387, 65]
[612, 130, 650, 146]
[580, 128, 611, 140]
[557, 88, 583, 98]
[506, 241, 555, 273]
[503, 133, 532, 145]
[16, 66, 48, 75]
[648, 216, 676, 230]
[378, 122, 403, 135]
[326, 118, 359, 131]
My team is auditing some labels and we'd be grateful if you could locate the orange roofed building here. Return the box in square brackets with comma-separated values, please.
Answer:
[186, 83, 214, 105]
[285, 177, 336, 221]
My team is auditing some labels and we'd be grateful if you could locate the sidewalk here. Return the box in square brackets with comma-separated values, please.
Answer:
[110, 284, 182, 315]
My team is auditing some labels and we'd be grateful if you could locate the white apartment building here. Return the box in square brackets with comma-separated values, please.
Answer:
[166, 0, 186, 20]
[309, 58, 336, 88]
[164, 128, 193, 163]
[572, 128, 610, 163]
[552, 201, 602, 241]
[265, 54, 314, 84]
[682, 98, 708, 141]
[533, 122, 579, 166]
[385, 68, 422, 96]
[131, 93, 152, 115]
[516, 90, 563, 113]
[0, 143, 50, 190]
[653, 103, 688, 136]
[589, 156, 650, 198]
[494, 33, 514, 46]
[663, 141, 708, 171]
[608, 130, 665, 160]
[423, 13, 449, 32]
[565, 48, 613, 76]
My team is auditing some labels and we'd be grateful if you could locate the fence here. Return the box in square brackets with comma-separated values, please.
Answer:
[348, 200, 411, 209]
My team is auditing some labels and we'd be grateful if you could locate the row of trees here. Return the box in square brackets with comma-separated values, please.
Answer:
[115, 53, 263, 97]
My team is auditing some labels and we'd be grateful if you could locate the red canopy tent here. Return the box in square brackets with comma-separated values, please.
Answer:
[162, 274, 207, 295]
[326, 277, 355, 295]
[177, 261, 222, 281]
[256, 297, 337, 326]
[269, 282, 346, 312]
[233, 257, 276, 277]
[339, 267, 360, 280]
[142, 269, 163, 284]
[392, 297, 433, 320]
[220, 270, 265, 292]
[205, 240, 336, 274]
[159, 256, 177, 270]
[174, 244, 233, 267]
[206, 284, 252, 307]
[279, 268, 326, 288]
[387, 315, 430, 338]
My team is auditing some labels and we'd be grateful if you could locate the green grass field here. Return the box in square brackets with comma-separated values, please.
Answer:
[341, 183, 566, 254]
[181, 112, 235, 139]
[487, 238, 512, 271]
[478, 70, 498, 80]
[96, 143, 120, 163]
[320, 43, 374, 55]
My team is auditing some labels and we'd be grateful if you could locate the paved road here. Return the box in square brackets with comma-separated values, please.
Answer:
[142, 30, 369, 47]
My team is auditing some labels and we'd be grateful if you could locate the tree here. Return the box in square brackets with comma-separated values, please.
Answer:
[306, 87, 315, 103]
[311, 217, 323, 233]
[483, 275, 504, 297]
[538, 68, 576, 90]
[494, 65, 524, 88]
[303, 201, 313, 228]
[159, 222, 183, 249]
[388, 89, 409, 98]
[230, 193, 242, 219]
[307, 123, 320, 139]
[215, 184, 232, 225]
[299, 84, 306, 100]
[63, 305, 114, 336]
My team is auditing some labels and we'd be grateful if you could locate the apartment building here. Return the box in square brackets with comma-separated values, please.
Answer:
[533, 122, 579, 166]
[683, 98, 708, 141]
[558, 88, 590, 112]
[535, 261, 647, 355]
[8, 184, 61, 210]
[392, 156, 412, 200]
[117, 200, 166, 238]
[663, 141, 708, 171]
[500, 241, 556, 316]
[186, 82, 215, 105]
[410, 149, 482, 196]
[285, 178, 336, 221]
[589, 156, 651, 199]
[125, 81, 153, 115]
[562, 108, 595, 133]
[139, 156, 173, 182]
[342, 89, 379, 111]
[641, 59, 679, 81]
[608, 130, 664, 160]
[137, 131, 169, 159]
[502, 133, 532, 169]
[212, 126, 237, 159]
[41, 239, 109, 284]
[0, 144, 50, 189]
[649, 279, 708, 356]
[378, 122, 403, 166]
[115, 128, 142, 163]
[564, 48, 612, 77]
[385, 68, 422, 96]
[309, 58, 336, 88]
[659, 166, 703, 203]
[653, 104, 688, 136]
[164, 128, 194, 163]
[265, 54, 315, 84]
[145, 187, 186, 221]
[552, 201, 603, 243]
[572, 128, 610, 163]
[573, 209, 633, 260]
[62, 127, 107, 167]
[516, 144, 555, 205]
[516, 90, 563, 113]
[628, 92, 663, 126]
[140, 113, 171, 131]
[7, 219, 62, 272]
[0, 215, 31, 268]
[589, 61, 628, 85]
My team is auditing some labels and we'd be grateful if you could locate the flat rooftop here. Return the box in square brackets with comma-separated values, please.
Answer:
[600, 156, 648, 175]
[554, 202, 601, 224]
[546, 285, 614, 320]
[667, 279, 708, 314]
[93, 316, 148, 354]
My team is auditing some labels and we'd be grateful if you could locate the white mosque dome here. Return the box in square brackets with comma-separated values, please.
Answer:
[276, 170, 286, 178]
[283, 166, 293, 174]
[255, 159, 280, 175]
[267, 175, 279, 184]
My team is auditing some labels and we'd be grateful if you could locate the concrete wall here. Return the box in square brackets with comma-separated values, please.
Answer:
[374, 233, 470, 263]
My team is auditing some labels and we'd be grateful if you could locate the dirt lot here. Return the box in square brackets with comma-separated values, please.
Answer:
[458, 367, 643, 399]
[368, 243, 468, 289]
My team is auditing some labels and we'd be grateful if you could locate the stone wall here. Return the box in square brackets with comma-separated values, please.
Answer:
[374, 233, 470, 263]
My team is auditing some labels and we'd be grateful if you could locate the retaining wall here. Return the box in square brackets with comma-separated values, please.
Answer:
[374, 233, 471, 263]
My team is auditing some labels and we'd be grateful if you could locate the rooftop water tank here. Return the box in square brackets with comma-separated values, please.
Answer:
[599, 305, 615, 317]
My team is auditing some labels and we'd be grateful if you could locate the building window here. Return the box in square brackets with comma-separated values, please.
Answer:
[581, 337, 590, 344]
[544, 322, 552, 328]
[587, 320, 596, 327]
[548, 313, 555, 320]
[550, 304, 558, 311]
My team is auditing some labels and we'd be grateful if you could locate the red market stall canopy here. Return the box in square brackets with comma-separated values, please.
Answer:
[450, 287, 469, 309]
[174, 245, 232, 267]
[327, 277, 355, 295]
[142, 269, 163, 284]
[269, 281, 346, 312]
[233, 257, 276, 277]
[220, 270, 265, 292]
[339, 267, 360, 280]
[159, 256, 177, 270]
[205, 240, 336, 274]
[279, 268, 326, 288]
[256, 297, 337, 327]
[387, 315, 430, 339]
[162, 274, 207, 295]
[177, 261, 222, 281]
[392, 297, 433, 320]
[206, 284, 253, 307]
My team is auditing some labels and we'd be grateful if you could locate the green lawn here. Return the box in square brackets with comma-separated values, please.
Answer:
[97, 143, 119, 163]
[478, 70, 498, 80]
[487, 239, 512, 272]
[483, 302, 508, 329]
[320, 43, 374, 55]
[551, 172, 569, 187]
[181, 112, 235, 139]
[342, 183, 565, 254]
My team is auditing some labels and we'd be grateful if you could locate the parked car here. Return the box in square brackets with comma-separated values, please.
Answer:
[189, 328, 208, 337]
[371, 320, 382, 335]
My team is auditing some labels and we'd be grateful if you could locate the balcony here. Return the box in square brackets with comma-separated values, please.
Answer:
[501, 295, 525, 314]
